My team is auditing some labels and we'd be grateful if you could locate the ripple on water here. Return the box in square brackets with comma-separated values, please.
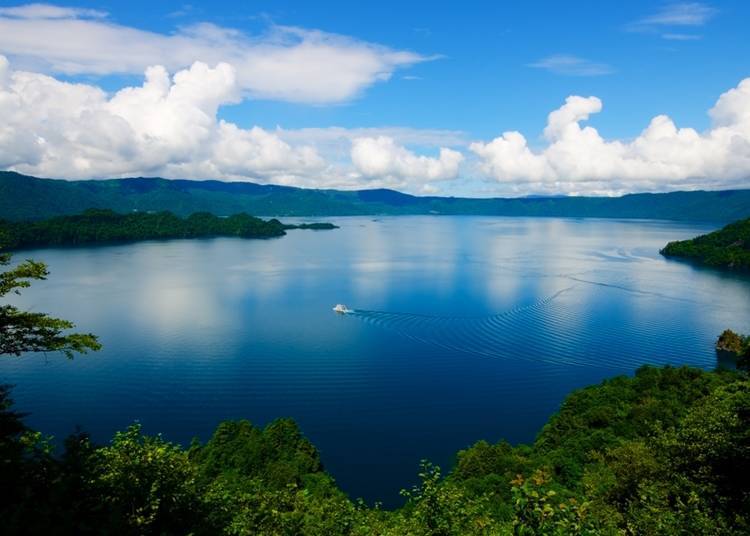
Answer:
[349, 285, 715, 372]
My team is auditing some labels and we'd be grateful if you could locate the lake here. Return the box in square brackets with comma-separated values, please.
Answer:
[2, 216, 749, 506]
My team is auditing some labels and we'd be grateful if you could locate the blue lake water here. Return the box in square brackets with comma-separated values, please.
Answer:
[2, 216, 750, 505]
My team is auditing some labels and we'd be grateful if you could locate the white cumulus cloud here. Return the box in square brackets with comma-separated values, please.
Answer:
[470, 79, 750, 195]
[351, 136, 463, 192]
[0, 55, 326, 181]
[0, 3, 430, 104]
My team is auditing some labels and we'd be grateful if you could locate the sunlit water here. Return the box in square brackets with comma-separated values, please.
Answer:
[2, 216, 750, 505]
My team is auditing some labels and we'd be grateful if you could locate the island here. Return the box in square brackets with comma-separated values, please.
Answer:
[660, 216, 750, 270]
[286, 222, 338, 230]
[0, 208, 337, 250]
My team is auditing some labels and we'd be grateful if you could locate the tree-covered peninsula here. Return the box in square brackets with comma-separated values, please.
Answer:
[2, 248, 749, 534]
[661, 217, 750, 270]
[0, 208, 336, 250]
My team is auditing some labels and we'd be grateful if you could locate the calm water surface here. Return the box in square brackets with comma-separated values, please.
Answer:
[2, 216, 750, 505]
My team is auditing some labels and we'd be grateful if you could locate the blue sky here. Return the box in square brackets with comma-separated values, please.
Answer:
[0, 1, 749, 196]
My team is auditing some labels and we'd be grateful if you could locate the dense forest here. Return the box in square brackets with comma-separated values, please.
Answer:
[661, 217, 750, 270]
[3, 171, 750, 222]
[0, 209, 335, 250]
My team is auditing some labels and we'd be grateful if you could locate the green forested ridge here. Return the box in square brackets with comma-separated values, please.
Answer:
[661, 217, 750, 270]
[3, 170, 750, 222]
[0, 208, 336, 250]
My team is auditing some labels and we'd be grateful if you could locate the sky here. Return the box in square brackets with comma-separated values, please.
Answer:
[0, 1, 749, 196]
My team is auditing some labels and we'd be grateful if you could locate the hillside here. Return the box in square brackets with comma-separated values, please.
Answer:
[661, 217, 750, 270]
[3, 171, 750, 222]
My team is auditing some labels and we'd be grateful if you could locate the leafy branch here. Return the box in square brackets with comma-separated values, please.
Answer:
[0, 247, 100, 358]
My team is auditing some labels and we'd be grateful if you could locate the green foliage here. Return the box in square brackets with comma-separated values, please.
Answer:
[188, 419, 357, 535]
[450, 439, 531, 519]
[509, 470, 601, 535]
[661, 217, 750, 270]
[190, 418, 323, 489]
[577, 380, 750, 535]
[716, 329, 748, 354]
[661, 382, 750, 524]
[0, 249, 100, 358]
[203, 475, 358, 536]
[399, 461, 496, 535]
[91, 423, 205, 534]
[532, 365, 733, 486]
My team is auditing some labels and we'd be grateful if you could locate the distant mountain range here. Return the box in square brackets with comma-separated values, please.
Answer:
[2, 171, 750, 222]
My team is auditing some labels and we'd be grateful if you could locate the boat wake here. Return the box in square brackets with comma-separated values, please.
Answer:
[337, 285, 704, 371]
[341, 287, 609, 368]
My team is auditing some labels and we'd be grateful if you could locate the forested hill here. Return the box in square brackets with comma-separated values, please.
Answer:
[661, 217, 750, 270]
[3, 171, 750, 222]
[0, 209, 336, 250]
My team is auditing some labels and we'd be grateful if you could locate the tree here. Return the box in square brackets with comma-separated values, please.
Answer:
[0, 245, 100, 358]
[91, 424, 205, 535]
[715, 329, 750, 372]
[509, 469, 599, 536]
[716, 329, 747, 355]
[399, 460, 494, 536]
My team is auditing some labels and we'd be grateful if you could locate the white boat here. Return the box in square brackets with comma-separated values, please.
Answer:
[333, 304, 350, 314]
